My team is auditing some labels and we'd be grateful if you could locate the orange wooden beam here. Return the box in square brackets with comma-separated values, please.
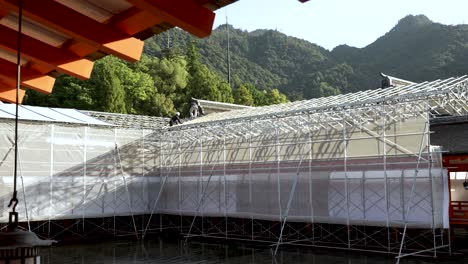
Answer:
[1, 0, 144, 62]
[109, 7, 163, 36]
[0, 58, 55, 94]
[0, 86, 25, 104]
[0, 24, 93, 80]
[127, 0, 215, 38]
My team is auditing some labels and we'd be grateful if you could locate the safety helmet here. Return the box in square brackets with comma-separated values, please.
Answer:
[176, 112, 180, 116]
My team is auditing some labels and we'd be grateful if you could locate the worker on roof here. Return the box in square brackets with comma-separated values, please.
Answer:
[189, 99, 198, 118]
[169, 112, 182, 126]
[198, 101, 205, 116]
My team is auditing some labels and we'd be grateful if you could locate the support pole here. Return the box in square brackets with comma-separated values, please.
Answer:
[178, 135, 182, 231]
[199, 128, 203, 236]
[159, 133, 164, 232]
[142, 174, 168, 238]
[48, 124, 55, 237]
[274, 141, 309, 256]
[248, 121, 254, 241]
[382, 103, 391, 252]
[82, 126, 88, 233]
[274, 172, 299, 256]
[396, 121, 428, 263]
[275, 125, 282, 222]
[185, 173, 214, 242]
[113, 128, 117, 236]
[17, 148, 30, 231]
[141, 129, 146, 233]
[426, 100, 438, 258]
[343, 109, 351, 249]
[223, 131, 228, 239]
[307, 113, 315, 245]
[115, 140, 139, 239]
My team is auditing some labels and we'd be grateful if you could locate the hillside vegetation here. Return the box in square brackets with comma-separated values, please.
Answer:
[24, 15, 468, 116]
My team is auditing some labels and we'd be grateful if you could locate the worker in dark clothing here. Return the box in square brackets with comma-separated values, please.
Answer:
[381, 76, 391, 88]
[169, 112, 182, 126]
[189, 100, 199, 119]
[190, 99, 206, 118]
[198, 102, 205, 116]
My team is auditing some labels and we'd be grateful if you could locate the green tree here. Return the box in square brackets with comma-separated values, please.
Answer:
[234, 85, 254, 106]
[265, 89, 288, 105]
[24, 75, 94, 109]
[130, 55, 190, 116]
[90, 57, 126, 113]
[184, 43, 234, 114]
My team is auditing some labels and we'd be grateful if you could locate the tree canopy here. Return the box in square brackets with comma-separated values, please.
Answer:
[24, 42, 289, 118]
[146, 15, 468, 99]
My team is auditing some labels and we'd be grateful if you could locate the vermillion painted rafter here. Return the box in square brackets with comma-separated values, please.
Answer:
[109, 7, 164, 36]
[0, 0, 144, 62]
[127, 0, 215, 38]
[0, 86, 25, 103]
[0, 24, 93, 79]
[0, 58, 55, 93]
[0, 0, 237, 103]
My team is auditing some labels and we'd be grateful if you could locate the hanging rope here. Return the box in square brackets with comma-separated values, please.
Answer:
[7, 0, 23, 230]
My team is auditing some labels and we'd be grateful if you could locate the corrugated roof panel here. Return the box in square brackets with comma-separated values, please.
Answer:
[0, 105, 113, 126]
[53, 108, 111, 125]
[0, 104, 53, 121]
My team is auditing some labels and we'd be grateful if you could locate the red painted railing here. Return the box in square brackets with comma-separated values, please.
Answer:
[450, 201, 468, 224]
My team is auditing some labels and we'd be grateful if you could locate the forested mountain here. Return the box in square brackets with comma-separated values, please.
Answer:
[24, 15, 468, 117]
[24, 44, 288, 118]
[146, 14, 468, 99]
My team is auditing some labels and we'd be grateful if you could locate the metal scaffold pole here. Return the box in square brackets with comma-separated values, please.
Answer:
[82, 126, 88, 233]
[223, 130, 228, 238]
[307, 113, 315, 245]
[48, 124, 55, 237]
[248, 121, 254, 241]
[115, 134, 139, 239]
[343, 109, 351, 249]
[273, 137, 310, 256]
[396, 119, 428, 264]
[382, 102, 391, 252]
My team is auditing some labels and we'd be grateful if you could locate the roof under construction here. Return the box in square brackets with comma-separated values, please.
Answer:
[158, 75, 468, 143]
[178, 76, 468, 128]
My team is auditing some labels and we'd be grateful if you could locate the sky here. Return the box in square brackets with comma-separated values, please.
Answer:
[213, 0, 468, 50]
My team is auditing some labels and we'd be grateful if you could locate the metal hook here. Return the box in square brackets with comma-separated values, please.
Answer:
[7, 190, 18, 212]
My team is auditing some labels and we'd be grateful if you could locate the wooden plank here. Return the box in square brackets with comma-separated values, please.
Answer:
[127, 0, 215, 38]
[0, 86, 25, 103]
[0, 58, 55, 93]
[109, 7, 163, 36]
[1, 0, 144, 62]
[0, 24, 93, 79]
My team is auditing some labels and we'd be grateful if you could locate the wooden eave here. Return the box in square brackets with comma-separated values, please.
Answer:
[0, 0, 238, 103]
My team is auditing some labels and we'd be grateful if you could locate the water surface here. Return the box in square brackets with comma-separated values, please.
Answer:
[39, 237, 468, 264]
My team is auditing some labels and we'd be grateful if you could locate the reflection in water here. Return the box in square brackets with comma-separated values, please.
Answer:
[39, 237, 466, 264]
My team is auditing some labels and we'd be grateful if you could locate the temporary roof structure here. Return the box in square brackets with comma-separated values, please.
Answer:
[81, 110, 168, 129]
[179, 76, 468, 127]
[0, 0, 238, 103]
[0, 104, 111, 126]
[162, 76, 468, 143]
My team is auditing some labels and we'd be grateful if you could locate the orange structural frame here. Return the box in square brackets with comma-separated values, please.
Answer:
[0, 58, 55, 93]
[0, 0, 144, 62]
[0, 86, 25, 103]
[127, 0, 215, 38]
[0, 0, 234, 103]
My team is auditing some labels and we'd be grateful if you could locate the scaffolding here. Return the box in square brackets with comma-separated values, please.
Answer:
[1, 76, 468, 260]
